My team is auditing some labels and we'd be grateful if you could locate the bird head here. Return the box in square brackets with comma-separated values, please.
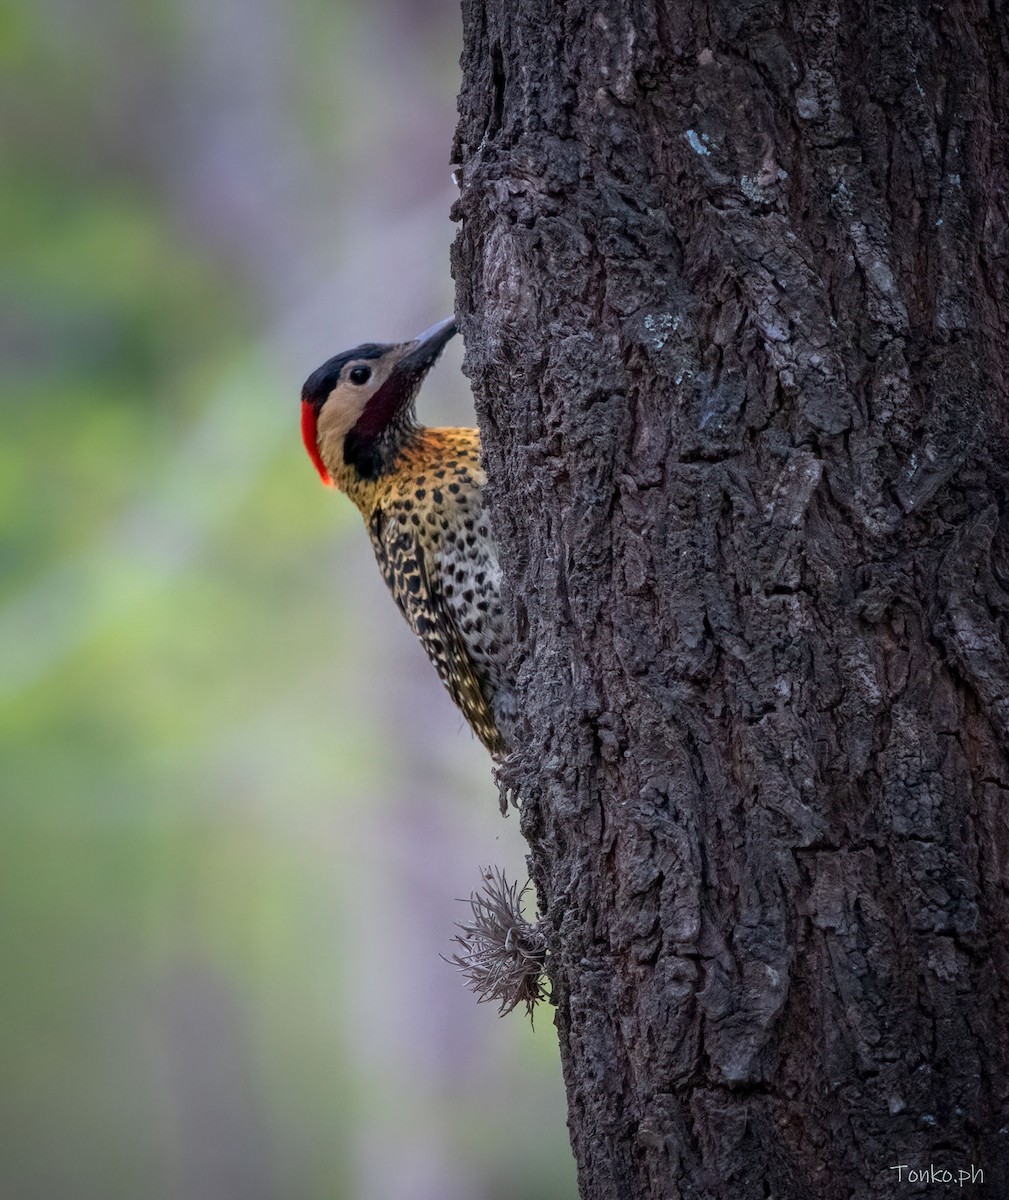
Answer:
[300, 316, 457, 486]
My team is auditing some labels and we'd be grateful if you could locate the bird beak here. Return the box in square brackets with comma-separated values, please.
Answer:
[398, 316, 457, 373]
[339, 316, 459, 455]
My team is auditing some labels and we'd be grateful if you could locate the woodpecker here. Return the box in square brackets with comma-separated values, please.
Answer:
[300, 317, 513, 757]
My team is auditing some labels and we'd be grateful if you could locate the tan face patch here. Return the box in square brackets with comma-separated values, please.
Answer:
[315, 344, 412, 478]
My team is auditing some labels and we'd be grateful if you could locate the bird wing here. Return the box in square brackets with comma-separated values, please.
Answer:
[371, 510, 506, 756]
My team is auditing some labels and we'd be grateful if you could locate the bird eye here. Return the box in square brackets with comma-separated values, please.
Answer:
[349, 365, 372, 385]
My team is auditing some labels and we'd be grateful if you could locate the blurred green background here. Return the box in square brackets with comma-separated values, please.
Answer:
[0, 1, 574, 1196]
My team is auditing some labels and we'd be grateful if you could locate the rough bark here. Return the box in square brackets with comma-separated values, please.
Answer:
[452, 2, 1009, 1198]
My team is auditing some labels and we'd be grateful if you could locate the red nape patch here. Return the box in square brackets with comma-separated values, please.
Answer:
[301, 401, 334, 486]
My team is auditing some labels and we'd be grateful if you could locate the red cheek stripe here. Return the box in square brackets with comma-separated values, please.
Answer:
[301, 401, 334, 486]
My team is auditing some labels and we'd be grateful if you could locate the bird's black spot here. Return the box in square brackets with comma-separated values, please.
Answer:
[343, 429, 384, 480]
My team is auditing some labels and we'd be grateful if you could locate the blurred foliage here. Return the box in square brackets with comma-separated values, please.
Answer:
[0, 2, 575, 1197]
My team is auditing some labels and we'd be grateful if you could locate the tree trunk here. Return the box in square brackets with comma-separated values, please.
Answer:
[452, 2, 1009, 1197]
